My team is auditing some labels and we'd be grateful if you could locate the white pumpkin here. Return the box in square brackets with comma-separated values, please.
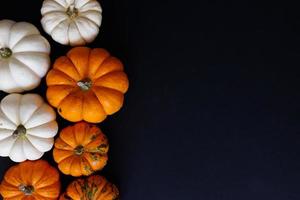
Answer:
[0, 93, 58, 162]
[0, 20, 50, 93]
[41, 0, 102, 46]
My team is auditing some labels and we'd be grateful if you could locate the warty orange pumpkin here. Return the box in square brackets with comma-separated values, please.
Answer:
[59, 175, 119, 200]
[0, 160, 60, 200]
[53, 122, 109, 177]
[46, 47, 129, 123]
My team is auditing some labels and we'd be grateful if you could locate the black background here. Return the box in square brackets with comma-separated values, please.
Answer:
[1, 0, 300, 199]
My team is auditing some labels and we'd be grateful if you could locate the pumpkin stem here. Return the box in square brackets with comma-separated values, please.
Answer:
[74, 145, 84, 155]
[19, 184, 34, 195]
[77, 78, 92, 91]
[13, 125, 27, 139]
[0, 47, 12, 59]
[66, 4, 78, 19]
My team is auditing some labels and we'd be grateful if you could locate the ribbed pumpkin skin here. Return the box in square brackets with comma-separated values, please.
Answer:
[60, 175, 119, 200]
[53, 122, 109, 177]
[46, 47, 129, 123]
[0, 160, 60, 200]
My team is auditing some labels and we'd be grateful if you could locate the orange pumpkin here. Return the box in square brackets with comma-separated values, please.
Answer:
[0, 160, 60, 200]
[59, 193, 72, 200]
[46, 47, 129, 123]
[53, 122, 109, 177]
[60, 175, 119, 200]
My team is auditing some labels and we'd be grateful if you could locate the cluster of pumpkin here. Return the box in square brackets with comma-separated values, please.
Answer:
[0, 0, 128, 199]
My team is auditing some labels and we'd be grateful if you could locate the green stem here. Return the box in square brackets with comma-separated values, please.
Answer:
[74, 145, 84, 155]
[19, 184, 34, 195]
[13, 125, 26, 139]
[77, 78, 92, 91]
[0, 47, 12, 59]
[66, 5, 78, 19]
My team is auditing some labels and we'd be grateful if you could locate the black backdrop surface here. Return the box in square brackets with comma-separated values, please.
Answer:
[1, 0, 300, 199]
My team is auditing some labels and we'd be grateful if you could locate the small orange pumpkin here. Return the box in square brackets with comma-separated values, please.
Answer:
[46, 47, 129, 123]
[0, 160, 60, 200]
[53, 122, 109, 177]
[60, 175, 119, 200]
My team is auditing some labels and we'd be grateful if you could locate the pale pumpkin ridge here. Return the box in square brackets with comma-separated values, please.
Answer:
[19, 96, 43, 125]
[49, 18, 67, 36]
[7, 138, 20, 160]
[0, 129, 14, 141]
[50, 18, 68, 36]
[25, 121, 57, 139]
[78, 0, 93, 9]
[10, 33, 41, 50]
[80, 2, 102, 13]
[66, 22, 73, 46]
[2, 21, 14, 46]
[42, 1, 66, 15]
[10, 22, 40, 46]
[0, 108, 16, 128]
[12, 57, 40, 78]
[77, 15, 99, 29]
[50, 0, 66, 8]
[7, 60, 37, 90]
[79, 10, 102, 25]
[1, 93, 22, 126]
[43, 12, 68, 34]
[73, 21, 87, 44]
[23, 138, 41, 159]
